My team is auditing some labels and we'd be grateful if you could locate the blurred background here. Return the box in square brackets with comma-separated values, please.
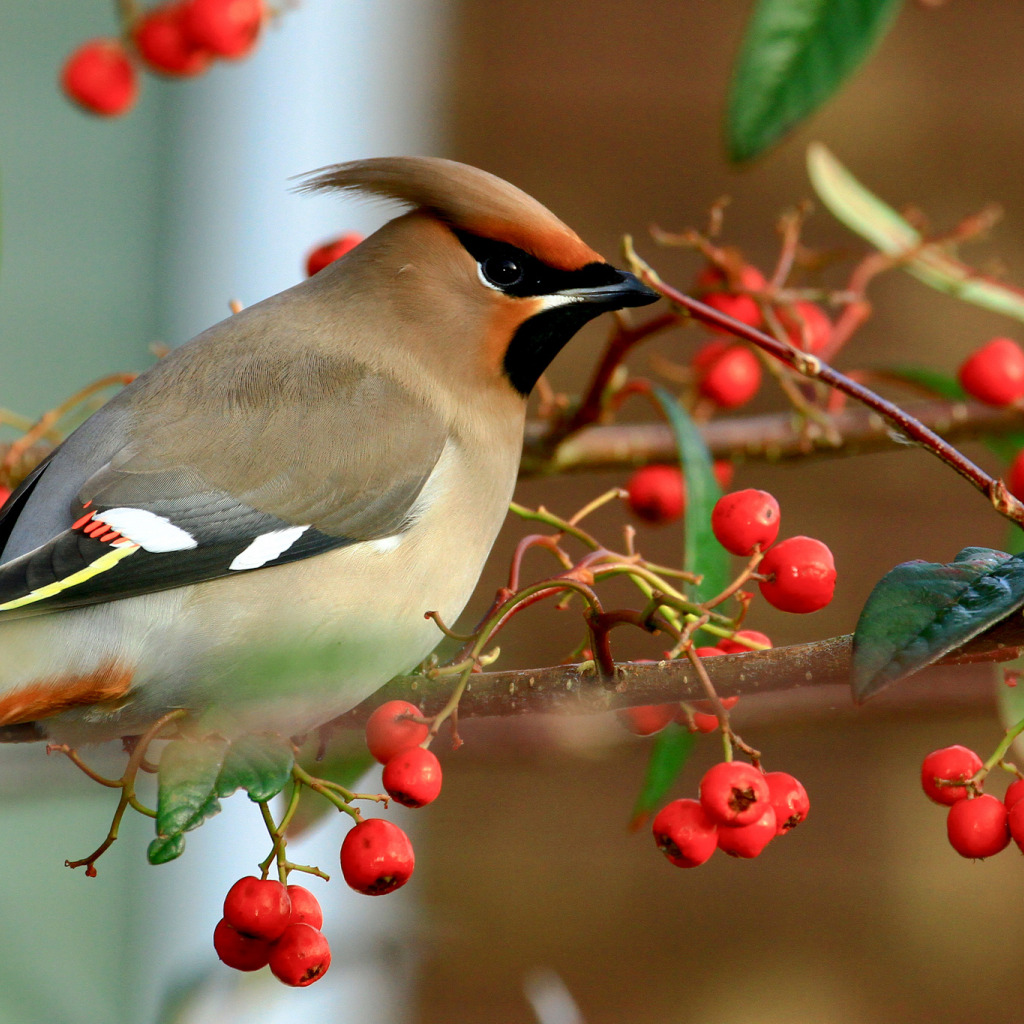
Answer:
[2, 1, 1024, 1021]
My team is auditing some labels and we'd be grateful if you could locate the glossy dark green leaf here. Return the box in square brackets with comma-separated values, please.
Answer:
[852, 546, 1024, 701]
[216, 733, 294, 802]
[728, 0, 903, 162]
[629, 726, 697, 829]
[147, 833, 186, 866]
[155, 736, 229, 839]
[650, 386, 728, 602]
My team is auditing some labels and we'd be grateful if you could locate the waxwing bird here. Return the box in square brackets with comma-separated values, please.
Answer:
[0, 156, 657, 745]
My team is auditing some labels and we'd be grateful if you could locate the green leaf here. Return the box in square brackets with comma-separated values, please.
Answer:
[650, 386, 728, 602]
[852, 546, 1024, 701]
[629, 726, 697, 829]
[155, 736, 229, 839]
[883, 365, 965, 402]
[216, 733, 294, 802]
[147, 833, 187, 866]
[727, 0, 903, 162]
[808, 143, 1024, 321]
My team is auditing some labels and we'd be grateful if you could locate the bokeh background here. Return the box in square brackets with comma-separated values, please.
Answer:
[2, 2, 1024, 1022]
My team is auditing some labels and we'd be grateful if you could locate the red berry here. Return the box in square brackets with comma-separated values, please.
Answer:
[699, 761, 770, 826]
[382, 746, 443, 808]
[958, 337, 1024, 407]
[946, 794, 1010, 859]
[340, 819, 415, 895]
[775, 301, 831, 353]
[716, 630, 772, 654]
[693, 646, 727, 658]
[285, 885, 323, 930]
[134, 2, 212, 76]
[716, 802, 777, 858]
[757, 536, 836, 613]
[364, 699, 429, 764]
[617, 703, 677, 737]
[1007, 448, 1024, 500]
[711, 489, 781, 556]
[626, 465, 684, 525]
[1005, 778, 1024, 810]
[213, 918, 272, 971]
[61, 39, 138, 117]
[702, 291, 763, 332]
[764, 771, 809, 834]
[305, 233, 363, 276]
[1008, 799, 1024, 851]
[920, 745, 983, 805]
[651, 798, 718, 868]
[691, 713, 719, 733]
[268, 923, 331, 987]
[713, 459, 735, 490]
[182, 0, 265, 58]
[694, 262, 767, 296]
[223, 877, 291, 941]
[694, 342, 762, 409]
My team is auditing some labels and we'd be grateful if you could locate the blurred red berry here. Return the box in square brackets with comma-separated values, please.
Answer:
[920, 745, 983, 806]
[758, 536, 836, 613]
[213, 918, 272, 971]
[711, 488, 781, 556]
[764, 771, 809, 833]
[61, 39, 138, 117]
[340, 818, 414, 895]
[652, 798, 718, 868]
[713, 459, 735, 490]
[306, 233, 363, 276]
[223, 876, 291, 941]
[364, 699, 428, 764]
[694, 262, 766, 296]
[626, 465, 684, 525]
[1007, 448, 1024, 500]
[285, 885, 323, 930]
[268, 923, 331, 987]
[617, 703, 677, 737]
[183, 0, 266, 58]
[946, 794, 1010, 859]
[958, 337, 1024, 407]
[382, 746, 443, 807]
[699, 761, 770, 827]
[694, 342, 762, 409]
[716, 802, 777, 858]
[134, 3, 212, 76]
[775, 301, 831, 353]
[716, 630, 772, 654]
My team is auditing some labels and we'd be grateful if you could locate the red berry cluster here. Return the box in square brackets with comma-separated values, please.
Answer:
[62, 0, 267, 117]
[305, 234, 364, 277]
[214, 878, 330, 987]
[690, 262, 833, 409]
[920, 744, 1024, 859]
[652, 761, 809, 866]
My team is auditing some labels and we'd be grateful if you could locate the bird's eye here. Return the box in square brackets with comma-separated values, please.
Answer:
[482, 256, 525, 289]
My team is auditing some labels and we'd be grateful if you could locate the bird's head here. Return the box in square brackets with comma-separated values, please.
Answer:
[297, 157, 658, 398]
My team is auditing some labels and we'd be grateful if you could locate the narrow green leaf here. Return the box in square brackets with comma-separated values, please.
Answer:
[156, 736, 229, 838]
[727, 0, 903, 162]
[650, 386, 728, 602]
[852, 546, 1024, 701]
[629, 726, 697, 829]
[883, 365, 965, 402]
[216, 733, 294, 802]
[147, 833, 186, 866]
[809, 143, 1024, 320]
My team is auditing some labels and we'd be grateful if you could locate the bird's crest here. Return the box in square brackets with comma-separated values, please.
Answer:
[297, 156, 603, 272]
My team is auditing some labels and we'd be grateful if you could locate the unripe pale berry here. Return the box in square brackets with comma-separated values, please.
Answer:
[340, 818, 415, 895]
[223, 876, 291, 941]
[382, 746, 443, 808]
[61, 39, 138, 117]
[958, 337, 1024, 407]
[711, 489, 781, 556]
[699, 761, 770, 827]
[946, 794, 1009, 859]
[306, 233, 363, 276]
[365, 699, 429, 764]
[716, 802, 777, 858]
[213, 918, 272, 971]
[920, 745, 983, 806]
[268, 923, 331, 987]
[757, 536, 836, 613]
[764, 771, 809, 833]
[651, 798, 718, 868]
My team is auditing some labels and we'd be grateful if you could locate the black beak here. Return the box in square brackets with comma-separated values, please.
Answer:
[556, 269, 660, 310]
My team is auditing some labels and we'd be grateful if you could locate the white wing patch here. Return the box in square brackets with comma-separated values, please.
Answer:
[229, 525, 310, 571]
[94, 508, 198, 552]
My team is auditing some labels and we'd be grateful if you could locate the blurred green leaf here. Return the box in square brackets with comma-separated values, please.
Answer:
[852, 546, 1024, 701]
[883, 365, 965, 401]
[728, 0, 903, 162]
[809, 143, 1024, 320]
[147, 833, 187, 866]
[650, 386, 728, 602]
[155, 736, 228, 839]
[629, 726, 697, 829]
[216, 733, 294, 802]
